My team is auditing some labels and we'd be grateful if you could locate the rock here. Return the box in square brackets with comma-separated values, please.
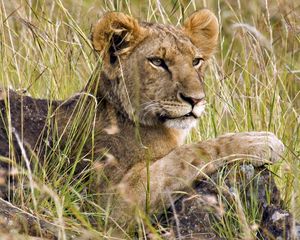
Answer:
[158, 165, 298, 240]
[259, 205, 297, 240]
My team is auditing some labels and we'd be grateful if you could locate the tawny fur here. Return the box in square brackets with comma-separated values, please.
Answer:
[0, 10, 284, 231]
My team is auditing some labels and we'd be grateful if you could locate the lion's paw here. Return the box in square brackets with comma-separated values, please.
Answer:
[218, 131, 285, 167]
[240, 132, 284, 166]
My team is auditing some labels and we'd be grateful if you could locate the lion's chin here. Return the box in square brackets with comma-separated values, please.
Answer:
[163, 116, 198, 129]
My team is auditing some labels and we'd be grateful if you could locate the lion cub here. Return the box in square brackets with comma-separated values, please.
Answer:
[0, 9, 284, 230]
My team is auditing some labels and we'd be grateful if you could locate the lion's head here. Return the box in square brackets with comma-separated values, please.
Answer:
[92, 10, 218, 129]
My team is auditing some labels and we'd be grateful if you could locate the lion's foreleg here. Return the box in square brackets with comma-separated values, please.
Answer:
[113, 132, 284, 223]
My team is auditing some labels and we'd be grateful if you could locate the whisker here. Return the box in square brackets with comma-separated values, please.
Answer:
[143, 103, 160, 111]
[140, 101, 158, 108]
[140, 106, 162, 122]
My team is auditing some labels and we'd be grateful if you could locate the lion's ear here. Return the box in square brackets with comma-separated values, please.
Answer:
[183, 9, 219, 58]
[92, 12, 146, 63]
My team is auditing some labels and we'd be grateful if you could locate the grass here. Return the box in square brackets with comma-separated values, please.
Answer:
[0, 0, 299, 239]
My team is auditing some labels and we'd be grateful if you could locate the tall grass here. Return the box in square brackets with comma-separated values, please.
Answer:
[0, 0, 299, 239]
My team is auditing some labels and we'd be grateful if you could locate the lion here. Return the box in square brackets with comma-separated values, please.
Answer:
[0, 9, 284, 236]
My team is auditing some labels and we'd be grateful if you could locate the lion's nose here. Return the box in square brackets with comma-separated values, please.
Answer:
[178, 92, 205, 106]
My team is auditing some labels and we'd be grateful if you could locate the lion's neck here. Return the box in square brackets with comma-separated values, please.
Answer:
[167, 128, 190, 145]
[99, 98, 188, 161]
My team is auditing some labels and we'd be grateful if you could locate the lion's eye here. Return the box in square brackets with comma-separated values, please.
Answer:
[148, 57, 169, 71]
[192, 58, 204, 67]
[149, 57, 164, 67]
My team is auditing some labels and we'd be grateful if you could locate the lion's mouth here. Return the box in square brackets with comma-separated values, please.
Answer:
[157, 102, 206, 123]
[159, 111, 198, 122]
